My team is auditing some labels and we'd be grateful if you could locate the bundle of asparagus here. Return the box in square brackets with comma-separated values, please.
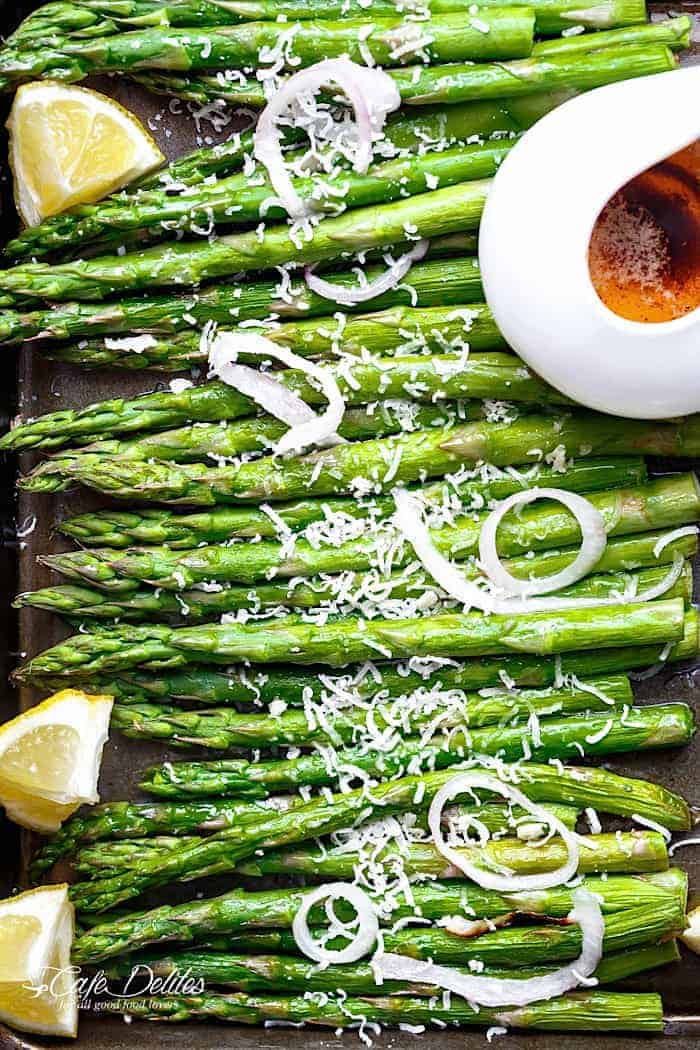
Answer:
[0, 3, 686, 98]
[6, 2, 698, 1036]
[30, 758, 692, 1032]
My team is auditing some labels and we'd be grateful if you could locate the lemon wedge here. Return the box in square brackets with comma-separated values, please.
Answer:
[0, 689, 113, 832]
[0, 884, 77, 1038]
[682, 905, 700, 955]
[7, 81, 165, 226]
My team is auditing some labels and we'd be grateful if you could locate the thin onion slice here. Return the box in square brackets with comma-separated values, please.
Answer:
[392, 488, 669, 613]
[392, 488, 494, 612]
[378, 888, 603, 1007]
[478, 488, 607, 598]
[305, 240, 429, 306]
[208, 330, 346, 454]
[293, 882, 379, 964]
[653, 525, 698, 558]
[427, 772, 580, 890]
[254, 59, 400, 220]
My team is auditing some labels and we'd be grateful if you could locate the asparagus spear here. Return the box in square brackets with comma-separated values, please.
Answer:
[34, 474, 700, 591]
[67, 758, 692, 912]
[26, 412, 700, 504]
[29, 797, 306, 880]
[0, 249, 483, 346]
[21, 559, 692, 625]
[140, 754, 692, 830]
[70, 868, 681, 962]
[79, 607, 700, 709]
[532, 15, 690, 55]
[100, 988, 666, 1032]
[71, 800, 583, 874]
[112, 700, 695, 765]
[73, 826, 669, 883]
[107, 989, 667, 1032]
[236, 834, 676, 882]
[6, 142, 514, 262]
[5, 0, 489, 48]
[9, 0, 649, 41]
[0, 11, 537, 91]
[12, 598, 688, 680]
[53, 455, 649, 547]
[132, 41, 679, 109]
[32, 799, 579, 881]
[211, 895, 685, 962]
[0, 182, 491, 303]
[108, 673, 634, 749]
[103, 940, 680, 996]
[46, 303, 506, 372]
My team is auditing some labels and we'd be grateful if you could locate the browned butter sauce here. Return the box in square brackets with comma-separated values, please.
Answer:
[588, 139, 700, 323]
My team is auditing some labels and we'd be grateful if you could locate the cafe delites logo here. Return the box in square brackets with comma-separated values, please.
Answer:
[24, 963, 205, 1011]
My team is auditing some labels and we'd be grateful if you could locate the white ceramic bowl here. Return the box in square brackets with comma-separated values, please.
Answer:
[479, 67, 700, 420]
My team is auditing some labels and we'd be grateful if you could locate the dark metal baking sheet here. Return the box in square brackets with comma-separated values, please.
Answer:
[2, 6, 700, 1044]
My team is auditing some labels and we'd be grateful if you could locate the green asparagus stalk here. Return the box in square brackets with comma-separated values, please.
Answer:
[74, 826, 668, 881]
[53, 455, 649, 547]
[33, 474, 700, 591]
[0, 11, 537, 92]
[112, 700, 695, 768]
[102, 989, 667, 1032]
[0, 252, 484, 347]
[32, 798, 579, 881]
[29, 797, 306, 880]
[66, 759, 691, 912]
[6, 142, 514, 263]
[537, 16, 688, 56]
[210, 895, 685, 964]
[131, 41, 679, 109]
[134, 94, 569, 184]
[78, 607, 700, 710]
[71, 867, 681, 963]
[237, 834, 676, 882]
[5, 2, 119, 48]
[139, 754, 692, 830]
[108, 673, 634, 749]
[12, 598, 688, 681]
[6, 0, 498, 48]
[21, 559, 692, 625]
[0, 182, 491, 303]
[102, 940, 680, 997]
[25, 411, 700, 504]
[532, 15, 691, 55]
[71, 800, 583, 874]
[8, 0, 649, 42]
[45, 303, 506, 372]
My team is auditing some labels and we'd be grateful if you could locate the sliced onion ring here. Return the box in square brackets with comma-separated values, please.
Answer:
[427, 772, 580, 890]
[392, 488, 654, 613]
[479, 487, 607, 598]
[208, 330, 346, 454]
[378, 888, 603, 1007]
[305, 239, 429, 306]
[254, 58, 401, 220]
[292, 882, 379, 964]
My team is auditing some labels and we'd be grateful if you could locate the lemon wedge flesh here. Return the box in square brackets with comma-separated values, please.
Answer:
[0, 884, 77, 1038]
[0, 689, 113, 832]
[8, 81, 164, 226]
